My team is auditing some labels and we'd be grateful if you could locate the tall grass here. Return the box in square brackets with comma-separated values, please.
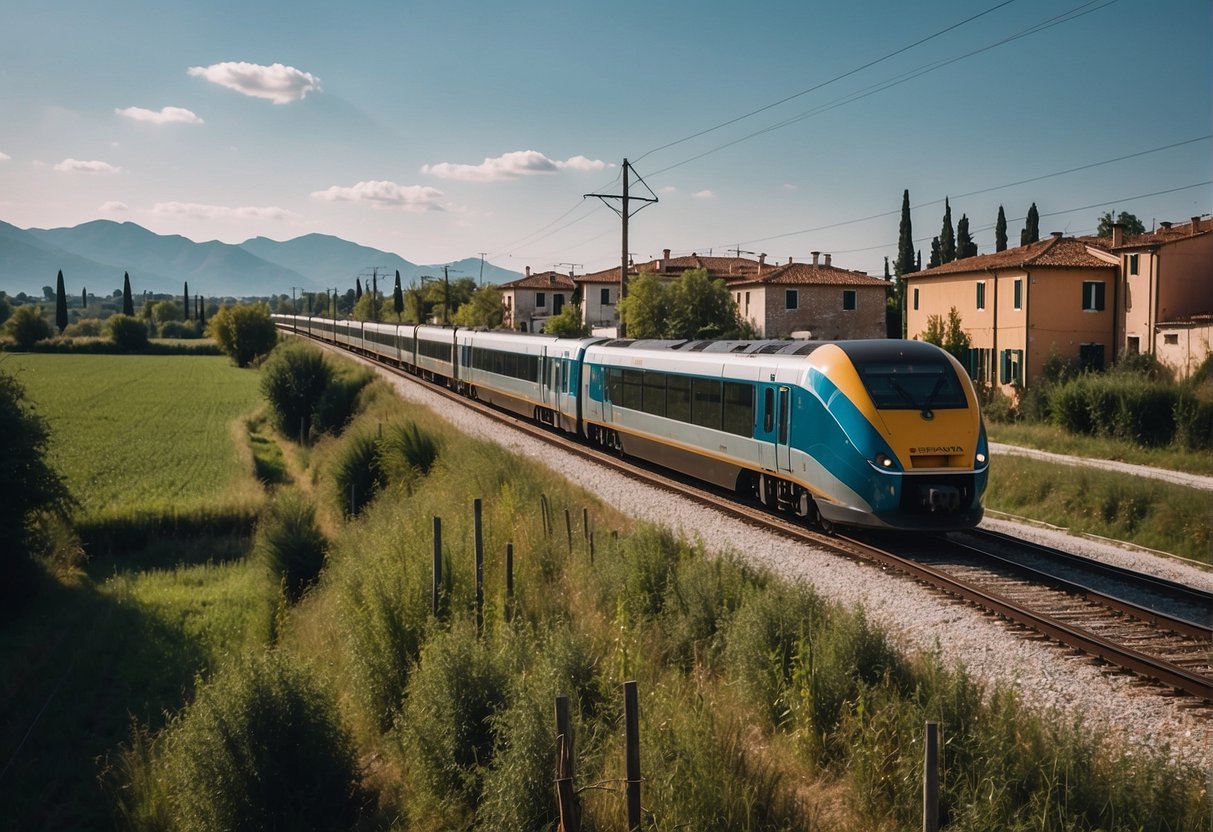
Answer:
[254, 489, 327, 601]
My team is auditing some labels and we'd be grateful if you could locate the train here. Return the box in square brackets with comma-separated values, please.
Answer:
[273, 314, 988, 531]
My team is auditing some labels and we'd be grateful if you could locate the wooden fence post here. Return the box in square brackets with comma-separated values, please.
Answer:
[923, 721, 939, 832]
[540, 494, 551, 537]
[582, 507, 590, 544]
[505, 542, 514, 621]
[474, 498, 484, 636]
[564, 508, 573, 553]
[432, 516, 442, 618]
[555, 695, 579, 832]
[624, 680, 641, 831]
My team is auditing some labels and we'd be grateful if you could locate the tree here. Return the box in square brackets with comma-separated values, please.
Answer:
[260, 340, 333, 441]
[542, 302, 590, 337]
[1020, 202, 1040, 245]
[209, 302, 278, 367]
[106, 314, 150, 350]
[617, 273, 670, 339]
[1096, 210, 1145, 238]
[928, 237, 942, 269]
[54, 270, 68, 333]
[393, 270, 404, 321]
[355, 279, 363, 301]
[939, 198, 956, 264]
[81, 287, 87, 311]
[0, 369, 72, 603]
[184, 281, 191, 321]
[198, 296, 206, 326]
[956, 214, 977, 259]
[122, 272, 134, 316]
[667, 268, 743, 339]
[352, 292, 392, 322]
[894, 189, 916, 278]
[152, 299, 183, 326]
[995, 205, 1008, 252]
[920, 306, 972, 365]
[4, 305, 52, 349]
[0, 294, 11, 326]
[451, 284, 504, 329]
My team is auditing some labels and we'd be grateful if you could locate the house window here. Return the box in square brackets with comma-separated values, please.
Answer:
[1126, 336, 1140, 354]
[1013, 278, 1022, 310]
[553, 293, 565, 315]
[1163, 333, 1179, 346]
[785, 290, 798, 310]
[600, 288, 611, 305]
[1082, 281, 1105, 311]
[913, 287, 919, 310]
[976, 281, 986, 310]
[999, 349, 1024, 385]
[536, 292, 546, 308]
[1128, 254, 1139, 275]
[842, 290, 856, 311]
[1078, 343, 1105, 372]
[745, 292, 750, 310]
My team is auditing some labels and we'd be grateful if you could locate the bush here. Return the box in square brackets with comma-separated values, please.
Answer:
[157, 319, 202, 339]
[255, 490, 327, 602]
[119, 651, 364, 831]
[210, 302, 278, 367]
[311, 365, 373, 435]
[260, 340, 333, 441]
[376, 418, 441, 485]
[1048, 374, 1181, 446]
[62, 317, 103, 337]
[4, 304, 52, 349]
[105, 313, 150, 350]
[331, 430, 385, 516]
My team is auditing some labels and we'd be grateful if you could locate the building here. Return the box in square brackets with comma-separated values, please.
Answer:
[498, 268, 576, 332]
[904, 233, 1119, 395]
[1109, 217, 1213, 380]
[727, 252, 888, 339]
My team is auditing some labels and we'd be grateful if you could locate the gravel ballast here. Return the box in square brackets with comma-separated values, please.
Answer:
[365, 357, 1213, 772]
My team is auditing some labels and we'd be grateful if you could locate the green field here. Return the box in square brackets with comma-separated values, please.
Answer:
[3, 354, 264, 521]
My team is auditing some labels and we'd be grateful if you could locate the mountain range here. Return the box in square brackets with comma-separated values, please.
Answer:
[0, 219, 522, 298]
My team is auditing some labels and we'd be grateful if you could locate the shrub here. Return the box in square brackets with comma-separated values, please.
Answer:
[1172, 387, 1213, 450]
[255, 490, 327, 602]
[157, 319, 202, 339]
[62, 317, 103, 337]
[331, 430, 385, 516]
[260, 340, 333, 441]
[121, 651, 364, 831]
[210, 302, 278, 367]
[376, 418, 441, 485]
[311, 365, 373, 435]
[105, 313, 150, 350]
[4, 304, 52, 349]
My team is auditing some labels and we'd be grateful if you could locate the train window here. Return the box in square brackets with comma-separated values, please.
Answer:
[778, 389, 789, 444]
[620, 369, 644, 411]
[641, 372, 667, 417]
[691, 378, 723, 429]
[722, 382, 754, 437]
[606, 368, 622, 403]
[856, 361, 967, 410]
[667, 375, 692, 423]
[764, 388, 774, 432]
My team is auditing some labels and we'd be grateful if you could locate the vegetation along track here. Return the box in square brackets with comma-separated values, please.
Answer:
[296, 330, 1213, 705]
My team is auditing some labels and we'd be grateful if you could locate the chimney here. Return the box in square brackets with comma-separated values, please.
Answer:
[1111, 223, 1123, 247]
[526, 266, 531, 277]
[1160, 221, 1172, 231]
[1050, 231, 1063, 238]
[824, 253, 832, 267]
[811, 251, 820, 266]
[1191, 216, 1202, 232]
[758, 253, 766, 268]
[549, 274, 555, 284]
[787, 257, 793, 265]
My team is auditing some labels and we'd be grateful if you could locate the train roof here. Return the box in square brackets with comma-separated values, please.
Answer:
[588, 337, 953, 365]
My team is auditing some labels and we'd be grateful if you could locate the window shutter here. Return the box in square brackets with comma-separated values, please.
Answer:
[1095, 282, 1105, 311]
[1000, 350, 1010, 384]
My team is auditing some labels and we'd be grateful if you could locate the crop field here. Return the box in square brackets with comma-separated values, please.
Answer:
[3, 354, 264, 523]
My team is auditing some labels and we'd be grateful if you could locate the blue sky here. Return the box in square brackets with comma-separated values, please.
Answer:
[1, 0, 1209, 279]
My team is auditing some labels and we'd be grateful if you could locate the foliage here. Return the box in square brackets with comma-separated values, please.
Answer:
[0, 369, 72, 603]
[393, 270, 404, 318]
[331, 430, 386, 516]
[0, 293, 12, 325]
[311, 363, 374, 436]
[451, 284, 504, 329]
[619, 269, 747, 340]
[106, 313, 150, 350]
[63, 317, 104, 337]
[541, 300, 589, 336]
[151, 299, 183, 326]
[995, 204, 1008, 251]
[4, 304, 52, 349]
[956, 213, 977, 258]
[121, 651, 363, 832]
[1046, 372, 1208, 448]
[376, 418, 441, 485]
[55, 270, 68, 333]
[209, 302, 278, 367]
[939, 197, 956, 264]
[260, 340, 333, 441]
[122, 271, 134, 315]
[1020, 201, 1040, 245]
[920, 306, 971, 364]
[895, 188, 916, 278]
[1096, 210, 1146, 237]
[255, 490, 327, 602]
[617, 273, 670, 338]
[351, 291, 393, 322]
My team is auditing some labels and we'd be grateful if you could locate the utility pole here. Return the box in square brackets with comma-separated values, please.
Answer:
[441, 265, 453, 325]
[586, 158, 658, 338]
[289, 286, 304, 331]
[478, 252, 487, 286]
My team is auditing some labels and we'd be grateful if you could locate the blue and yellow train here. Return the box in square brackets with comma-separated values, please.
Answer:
[274, 315, 988, 531]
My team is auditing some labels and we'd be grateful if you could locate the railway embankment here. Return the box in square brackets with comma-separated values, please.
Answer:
[990, 441, 1213, 492]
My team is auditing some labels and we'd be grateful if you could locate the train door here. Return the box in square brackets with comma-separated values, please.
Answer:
[775, 386, 792, 473]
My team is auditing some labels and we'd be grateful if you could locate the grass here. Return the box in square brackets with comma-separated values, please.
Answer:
[985, 456, 1212, 562]
[987, 421, 1213, 476]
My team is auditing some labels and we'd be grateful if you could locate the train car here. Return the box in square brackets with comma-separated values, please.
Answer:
[363, 321, 416, 368]
[456, 329, 603, 432]
[582, 338, 986, 531]
[414, 324, 459, 384]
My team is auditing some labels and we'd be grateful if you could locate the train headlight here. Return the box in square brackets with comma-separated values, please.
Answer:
[975, 452, 987, 464]
[875, 453, 895, 469]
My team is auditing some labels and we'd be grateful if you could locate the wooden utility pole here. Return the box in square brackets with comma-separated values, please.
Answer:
[585, 159, 658, 338]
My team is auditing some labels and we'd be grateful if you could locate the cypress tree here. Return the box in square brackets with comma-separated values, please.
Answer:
[883, 257, 890, 281]
[1021, 202, 1040, 245]
[122, 272, 134, 316]
[198, 296, 206, 326]
[894, 189, 916, 278]
[995, 205, 1008, 252]
[939, 198, 956, 264]
[54, 270, 67, 333]
[928, 237, 942, 269]
[82, 287, 87, 310]
[184, 281, 190, 321]
[355, 279, 363, 300]
[957, 215, 977, 259]
[371, 273, 378, 322]
[393, 270, 404, 320]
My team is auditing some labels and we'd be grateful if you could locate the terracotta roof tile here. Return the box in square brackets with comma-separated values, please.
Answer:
[910, 235, 1115, 277]
[1110, 218, 1213, 250]
[499, 270, 576, 290]
[728, 262, 887, 288]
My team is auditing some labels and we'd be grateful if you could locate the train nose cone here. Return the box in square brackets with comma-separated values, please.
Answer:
[926, 485, 961, 512]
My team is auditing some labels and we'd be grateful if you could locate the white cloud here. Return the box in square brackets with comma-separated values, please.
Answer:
[152, 201, 295, 220]
[311, 180, 445, 211]
[0, 151, 11, 161]
[659, 186, 677, 195]
[116, 106, 204, 125]
[421, 150, 607, 182]
[783, 183, 799, 191]
[692, 190, 715, 200]
[187, 61, 321, 104]
[54, 158, 121, 174]
[100, 201, 129, 212]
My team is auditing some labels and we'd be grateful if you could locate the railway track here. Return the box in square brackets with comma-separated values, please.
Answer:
[299, 331, 1213, 704]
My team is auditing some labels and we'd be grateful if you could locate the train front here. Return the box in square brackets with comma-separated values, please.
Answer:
[803, 340, 988, 530]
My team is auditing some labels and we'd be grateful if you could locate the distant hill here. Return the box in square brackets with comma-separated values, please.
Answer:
[0, 219, 522, 298]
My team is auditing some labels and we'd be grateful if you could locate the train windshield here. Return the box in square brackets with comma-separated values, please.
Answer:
[855, 360, 967, 411]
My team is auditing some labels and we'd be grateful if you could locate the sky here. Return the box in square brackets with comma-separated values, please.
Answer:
[1, 0, 1209, 280]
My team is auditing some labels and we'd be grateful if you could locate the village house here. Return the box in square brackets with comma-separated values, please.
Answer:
[498, 268, 576, 332]
[727, 251, 888, 339]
